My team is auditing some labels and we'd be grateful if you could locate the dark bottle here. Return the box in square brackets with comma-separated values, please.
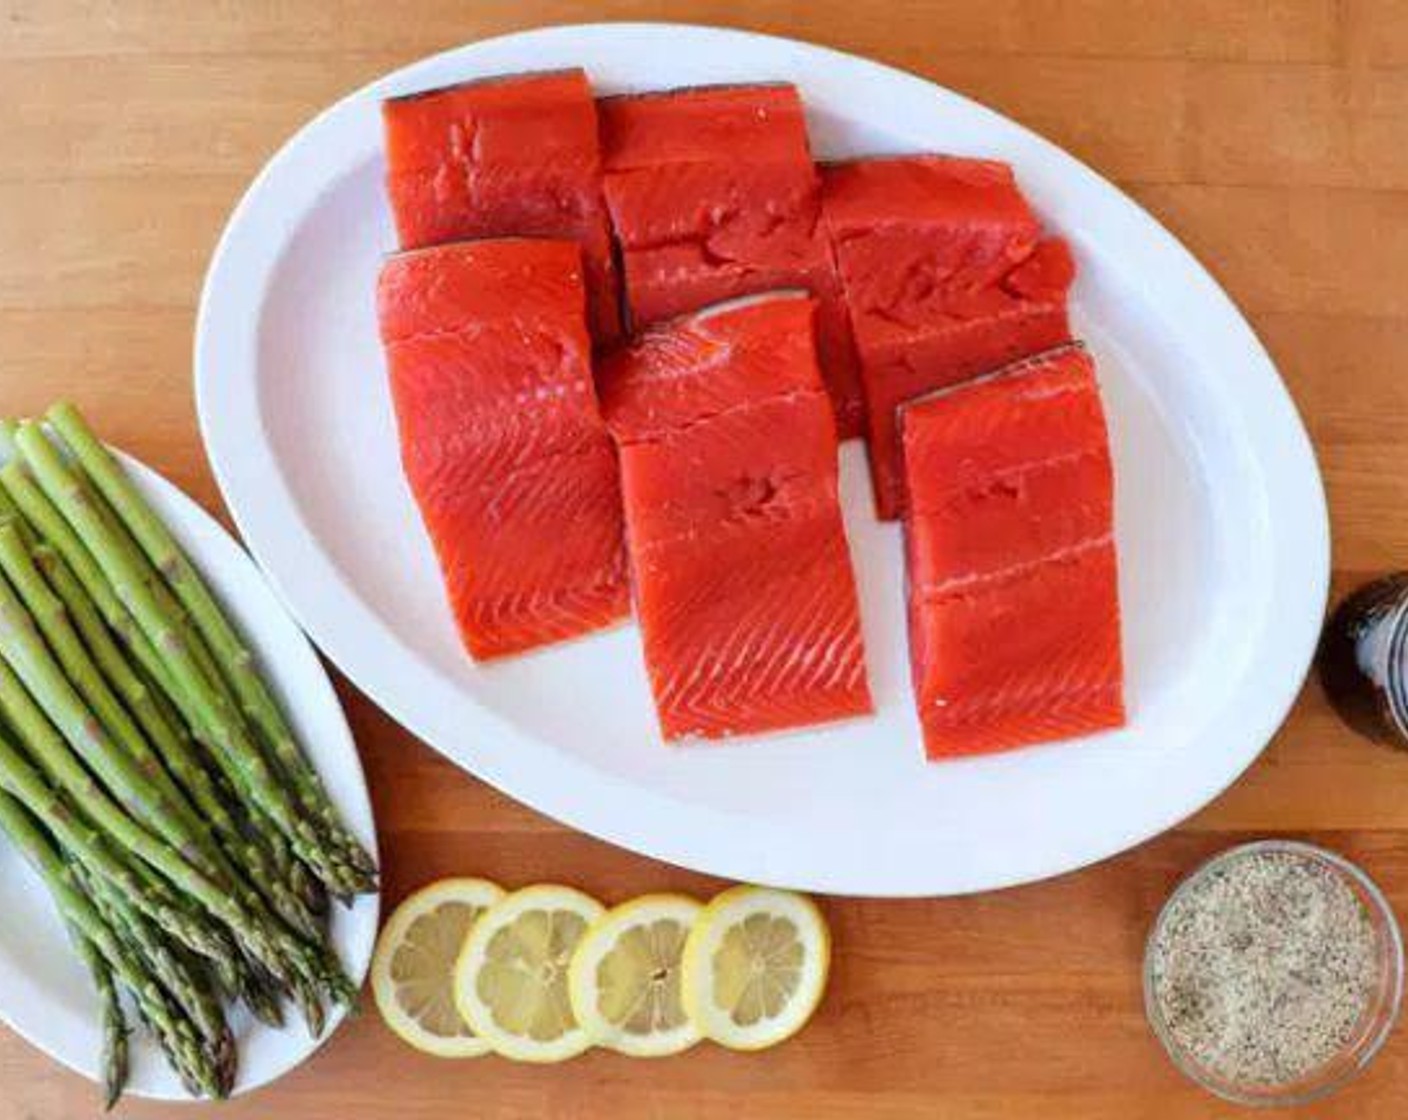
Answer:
[1319, 574, 1408, 746]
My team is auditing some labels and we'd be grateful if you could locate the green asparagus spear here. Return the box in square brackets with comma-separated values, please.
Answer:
[0, 458, 183, 705]
[0, 785, 226, 1098]
[80, 864, 237, 1095]
[26, 434, 249, 730]
[48, 403, 376, 884]
[15, 422, 370, 897]
[74, 469, 242, 721]
[238, 960, 287, 1029]
[100, 611, 318, 936]
[69, 924, 128, 1109]
[27, 535, 204, 799]
[135, 653, 189, 746]
[33, 540, 187, 760]
[2, 779, 131, 1107]
[130, 1004, 222, 1100]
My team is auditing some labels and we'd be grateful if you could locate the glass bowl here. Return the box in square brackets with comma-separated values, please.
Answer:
[1143, 839, 1404, 1107]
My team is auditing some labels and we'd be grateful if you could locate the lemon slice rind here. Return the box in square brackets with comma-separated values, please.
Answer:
[371, 877, 505, 1058]
[568, 893, 703, 1057]
[453, 883, 605, 1063]
[681, 885, 830, 1052]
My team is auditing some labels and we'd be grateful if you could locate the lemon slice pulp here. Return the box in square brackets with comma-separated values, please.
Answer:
[371, 877, 505, 1057]
[453, 884, 604, 1062]
[568, 893, 703, 1057]
[681, 885, 830, 1051]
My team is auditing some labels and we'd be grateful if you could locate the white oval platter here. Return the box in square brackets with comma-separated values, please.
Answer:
[195, 23, 1327, 897]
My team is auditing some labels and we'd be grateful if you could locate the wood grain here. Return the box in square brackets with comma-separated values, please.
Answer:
[2, 3, 1407, 1117]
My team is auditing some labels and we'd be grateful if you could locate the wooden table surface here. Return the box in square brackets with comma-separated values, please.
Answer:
[2, 2, 1407, 1116]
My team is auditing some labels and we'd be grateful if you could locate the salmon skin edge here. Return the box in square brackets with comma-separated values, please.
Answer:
[383, 67, 589, 105]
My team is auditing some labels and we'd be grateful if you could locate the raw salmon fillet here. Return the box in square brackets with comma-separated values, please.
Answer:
[823, 156, 1076, 519]
[600, 85, 864, 438]
[901, 345, 1124, 758]
[382, 69, 622, 344]
[599, 292, 872, 740]
[377, 238, 628, 660]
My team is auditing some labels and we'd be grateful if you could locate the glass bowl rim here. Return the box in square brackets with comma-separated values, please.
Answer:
[1143, 838, 1405, 1107]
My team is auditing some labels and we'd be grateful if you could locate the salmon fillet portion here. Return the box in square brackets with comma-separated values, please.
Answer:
[600, 85, 864, 438]
[382, 69, 622, 344]
[823, 156, 1076, 518]
[599, 292, 872, 740]
[377, 238, 628, 660]
[901, 345, 1124, 759]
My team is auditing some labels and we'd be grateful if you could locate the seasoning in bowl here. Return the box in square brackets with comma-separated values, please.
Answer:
[1145, 841, 1402, 1105]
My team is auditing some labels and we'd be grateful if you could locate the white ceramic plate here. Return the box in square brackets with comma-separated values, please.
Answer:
[0, 450, 379, 1099]
[195, 23, 1328, 897]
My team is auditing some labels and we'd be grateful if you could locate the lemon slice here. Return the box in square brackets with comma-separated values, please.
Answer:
[371, 877, 505, 1057]
[567, 893, 703, 1057]
[453, 884, 605, 1062]
[681, 885, 830, 1051]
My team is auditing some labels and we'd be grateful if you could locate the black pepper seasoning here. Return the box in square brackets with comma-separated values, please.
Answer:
[1147, 845, 1386, 1092]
